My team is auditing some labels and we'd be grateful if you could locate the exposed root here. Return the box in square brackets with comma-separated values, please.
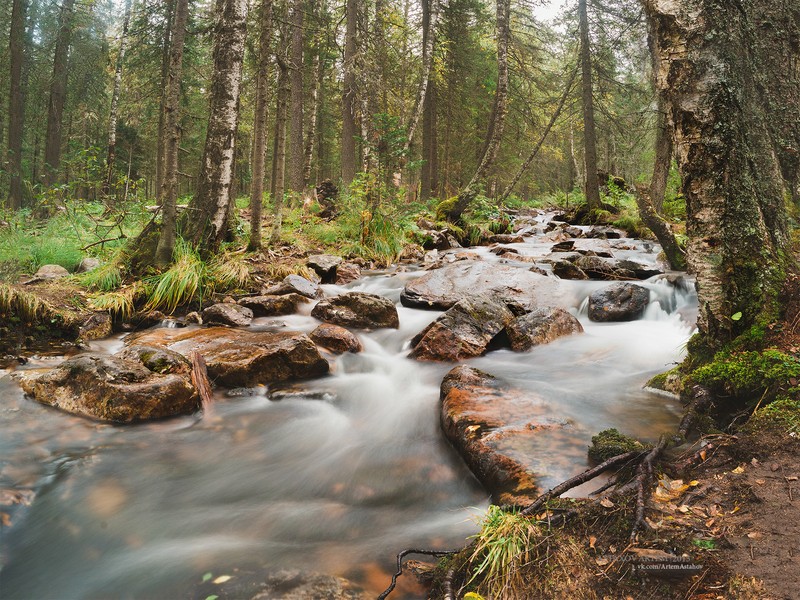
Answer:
[376, 548, 457, 600]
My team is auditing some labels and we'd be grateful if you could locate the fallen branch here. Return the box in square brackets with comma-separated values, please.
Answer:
[189, 352, 214, 414]
[377, 548, 457, 600]
[520, 450, 642, 517]
[630, 435, 668, 541]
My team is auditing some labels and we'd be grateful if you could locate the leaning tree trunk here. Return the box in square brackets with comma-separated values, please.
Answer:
[6, 0, 27, 209]
[644, 0, 791, 348]
[103, 0, 133, 198]
[248, 0, 273, 251]
[154, 0, 190, 266]
[444, 0, 509, 222]
[43, 0, 76, 187]
[184, 0, 249, 255]
[578, 0, 601, 210]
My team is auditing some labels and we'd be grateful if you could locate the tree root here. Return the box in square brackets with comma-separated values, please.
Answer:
[377, 548, 458, 600]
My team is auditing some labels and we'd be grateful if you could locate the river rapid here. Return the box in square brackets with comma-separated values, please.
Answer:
[0, 219, 697, 598]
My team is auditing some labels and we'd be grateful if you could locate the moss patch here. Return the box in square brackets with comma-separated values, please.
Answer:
[588, 428, 650, 463]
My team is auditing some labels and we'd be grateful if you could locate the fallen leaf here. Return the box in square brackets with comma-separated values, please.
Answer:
[678, 505, 690, 513]
[202, 573, 213, 583]
[213, 575, 232, 584]
[755, 479, 765, 485]
[732, 465, 746, 474]
[589, 535, 597, 549]
[746, 532, 761, 539]
[600, 497, 614, 508]
[787, 476, 798, 482]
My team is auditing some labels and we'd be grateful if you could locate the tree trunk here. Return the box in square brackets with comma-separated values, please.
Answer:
[303, 48, 320, 189]
[341, 0, 358, 186]
[248, 0, 273, 251]
[103, 0, 133, 198]
[578, 0, 601, 210]
[287, 0, 304, 198]
[43, 0, 76, 186]
[154, 0, 190, 266]
[184, 0, 249, 254]
[444, 0, 509, 222]
[271, 58, 290, 244]
[644, 0, 792, 348]
[155, 0, 175, 198]
[6, 0, 27, 209]
[405, 0, 439, 157]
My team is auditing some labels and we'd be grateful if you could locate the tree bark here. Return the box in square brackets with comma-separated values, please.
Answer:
[248, 0, 273, 251]
[103, 0, 133, 198]
[405, 0, 439, 158]
[643, 0, 792, 348]
[341, 0, 358, 186]
[184, 0, 249, 254]
[154, 0, 190, 266]
[444, 0, 509, 222]
[287, 0, 304, 197]
[303, 48, 320, 189]
[271, 58, 290, 244]
[6, 0, 27, 209]
[155, 0, 176, 198]
[43, 0, 76, 186]
[578, 0, 601, 210]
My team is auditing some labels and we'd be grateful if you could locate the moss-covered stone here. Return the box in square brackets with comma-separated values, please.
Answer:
[588, 428, 650, 463]
[691, 349, 800, 400]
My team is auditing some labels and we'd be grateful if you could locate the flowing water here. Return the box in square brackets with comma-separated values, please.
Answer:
[0, 224, 697, 599]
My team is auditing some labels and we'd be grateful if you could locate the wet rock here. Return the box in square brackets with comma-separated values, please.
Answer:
[562, 225, 584, 238]
[551, 240, 575, 252]
[490, 246, 519, 255]
[614, 259, 663, 279]
[76, 257, 101, 273]
[18, 353, 200, 422]
[125, 327, 329, 387]
[506, 308, 583, 351]
[116, 344, 192, 375]
[409, 294, 514, 361]
[440, 366, 574, 506]
[307, 254, 343, 283]
[184, 311, 202, 325]
[487, 234, 524, 244]
[572, 255, 635, 280]
[400, 261, 564, 311]
[239, 293, 308, 317]
[250, 570, 365, 600]
[528, 265, 549, 276]
[128, 310, 169, 330]
[588, 428, 649, 463]
[311, 292, 399, 329]
[33, 264, 69, 279]
[335, 262, 361, 284]
[201, 302, 253, 327]
[588, 282, 650, 322]
[310, 323, 362, 354]
[552, 260, 589, 280]
[77, 312, 112, 340]
[585, 226, 622, 239]
[262, 274, 322, 299]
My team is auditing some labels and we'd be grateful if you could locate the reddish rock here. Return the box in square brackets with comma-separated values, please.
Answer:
[238, 293, 308, 317]
[310, 323, 362, 354]
[335, 262, 362, 284]
[126, 327, 329, 387]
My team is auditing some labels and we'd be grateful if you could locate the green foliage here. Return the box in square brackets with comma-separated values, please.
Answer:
[747, 396, 800, 434]
[76, 263, 123, 292]
[0, 282, 59, 323]
[144, 239, 207, 314]
[588, 428, 649, 463]
[691, 349, 800, 400]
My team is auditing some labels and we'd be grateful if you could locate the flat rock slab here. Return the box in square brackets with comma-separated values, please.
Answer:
[441, 366, 578, 506]
[18, 353, 200, 422]
[126, 327, 329, 387]
[263, 274, 321, 299]
[239, 293, 308, 317]
[201, 303, 253, 327]
[311, 292, 399, 329]
[400, 262, 565, 311]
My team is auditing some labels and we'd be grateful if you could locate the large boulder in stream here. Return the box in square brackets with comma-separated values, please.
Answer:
[126, 327, 329, 387]
[506, 307, 584, 351]
[307, 254, 343, 283]
[239, 293, 308, 317]
[310, 323, 362, 354]
[440, 366, 577, 506]
[311, 292, 399, 329]
[18, 353, 200, 422]
[262, 274, 321, 299]
[201, 302, 253, 327]
[588, 282, 650, 322]
[409, 294, 514, 361]
[400, 261, 565, 311]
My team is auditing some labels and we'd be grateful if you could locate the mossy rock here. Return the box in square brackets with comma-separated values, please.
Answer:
[435, 197, 459, 222]
[588, 428, 650, 463]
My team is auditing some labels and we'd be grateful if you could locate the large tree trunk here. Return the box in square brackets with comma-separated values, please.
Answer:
[6, 0, 27, 209]
[103, 0, 133, 198]
[644, 0, 792, 348]
[287, 0, 304, 197]
[248, 0, 273, 251]
[184, 0, 248, 254]
[341, 0, 358, 186]
[154, 0, 190, 266]
[578, 0, 601, 210]
[444, 0, 509, 222]
[155, 0, 175, 198]
[43, 0, 76, 186]
[303, 48, 320, 189]
[270, 58, 290, 244]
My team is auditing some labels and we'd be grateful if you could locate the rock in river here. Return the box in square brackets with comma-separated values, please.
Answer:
[400, 261, 565, 311]
[440, 366, 575, 506]
[310, 323, 362, 354]
[588, 282, 650, 322]
[506, 307, 583, 351]
[126, 327, 329, 387]
[311, 292, 399, 329]
[18, 353, 200, 422]
[238, 293, 308, 317]
[201, 302, 253, 327]
[262, 274, 321, 299]
[409, 294, 514, 361]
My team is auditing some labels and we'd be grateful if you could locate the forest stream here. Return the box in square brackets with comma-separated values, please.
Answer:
[0, 216, 697, 599]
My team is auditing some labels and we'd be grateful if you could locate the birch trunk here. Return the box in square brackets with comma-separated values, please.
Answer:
[341, 0, 358, 185]
[6, 0, 27, 209]
[287, 0, 304, 197]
